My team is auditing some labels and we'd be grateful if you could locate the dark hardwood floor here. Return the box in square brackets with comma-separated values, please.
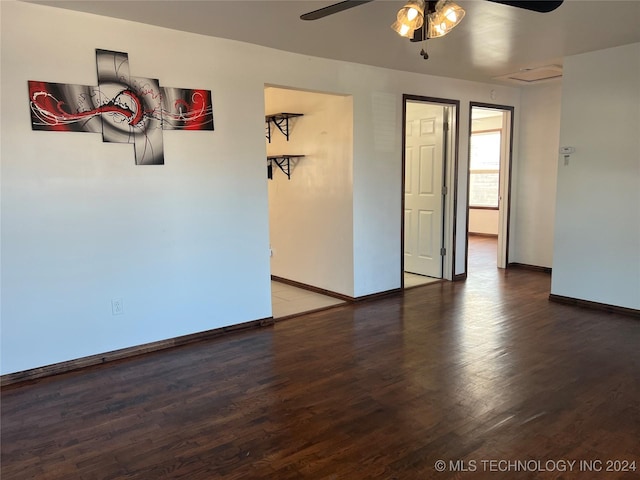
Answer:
[2, 237, 639, 479]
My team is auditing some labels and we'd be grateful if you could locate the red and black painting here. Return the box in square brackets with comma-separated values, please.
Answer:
[28, 49, 214, 165]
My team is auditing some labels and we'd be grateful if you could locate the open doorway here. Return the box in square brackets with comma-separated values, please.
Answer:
[402, 95, 458, 288]
[466, 103, 514, 274]
[265, 86, 353, 318]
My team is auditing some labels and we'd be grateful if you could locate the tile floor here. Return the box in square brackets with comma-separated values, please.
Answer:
[271, 273, 440, 320]
[403, 272, 441, 288]
[271, 281, 345, 319]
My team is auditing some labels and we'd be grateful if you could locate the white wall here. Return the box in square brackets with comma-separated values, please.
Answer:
[551, 43, 640, 309]
[1, 2, 274, 374]
[265, 87, 354, 296]
[1, 1, 522, 374]
[511, 82, 562, 268]
[469, 209, 498, 235]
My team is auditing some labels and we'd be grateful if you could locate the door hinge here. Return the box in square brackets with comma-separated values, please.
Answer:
[442, 185, 448, 195]
[443, 121, 449, 132]
[440, 247, 446, 256]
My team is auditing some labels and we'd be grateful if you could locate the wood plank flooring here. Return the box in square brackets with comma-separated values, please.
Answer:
[2, 238, 639, 479]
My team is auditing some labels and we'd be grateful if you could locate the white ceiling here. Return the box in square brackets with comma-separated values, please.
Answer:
[29, 0, 640, 84]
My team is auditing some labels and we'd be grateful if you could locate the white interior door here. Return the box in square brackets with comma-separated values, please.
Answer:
[497, 109, 511, 269]
[404, 103, 445, 278]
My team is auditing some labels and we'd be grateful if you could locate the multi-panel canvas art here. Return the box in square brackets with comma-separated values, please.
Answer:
[28, 49, 214, 165]
[162, 88, 214, 131]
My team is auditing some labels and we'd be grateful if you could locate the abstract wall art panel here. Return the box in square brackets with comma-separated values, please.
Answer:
[28, 81, 104, 133]
[161, 88, 214, 131]
[28, 49, 214, 165]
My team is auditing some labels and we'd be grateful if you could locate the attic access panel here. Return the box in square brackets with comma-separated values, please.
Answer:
[493, 65, 563, 84]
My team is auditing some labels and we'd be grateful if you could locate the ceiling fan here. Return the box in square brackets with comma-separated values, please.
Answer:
[301, 0, 563, 58]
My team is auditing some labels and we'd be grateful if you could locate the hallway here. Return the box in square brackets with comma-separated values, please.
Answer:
[467, 234, 499, 278]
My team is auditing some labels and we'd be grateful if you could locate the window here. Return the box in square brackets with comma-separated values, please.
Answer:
[469, 130, 500, 208]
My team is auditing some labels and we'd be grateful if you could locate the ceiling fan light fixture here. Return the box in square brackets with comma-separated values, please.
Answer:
[441, 0, 465, 23]
[427, 18, 447, 38]
[428, 0, 465, 38]
[393, 0, 425, 36]
[391, 20, 414, 37]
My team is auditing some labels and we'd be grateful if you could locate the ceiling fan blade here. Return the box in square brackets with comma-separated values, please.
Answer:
[300, 0, 375, 21]
[410, 0, 563, 42]
[484, 0, 564, 13]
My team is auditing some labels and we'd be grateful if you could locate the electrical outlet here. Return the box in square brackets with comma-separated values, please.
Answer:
[112, 298, 124, 315]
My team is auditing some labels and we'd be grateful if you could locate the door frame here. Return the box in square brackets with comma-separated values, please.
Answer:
[401, 94, 460, 287]
[466, 102, 515, 272]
